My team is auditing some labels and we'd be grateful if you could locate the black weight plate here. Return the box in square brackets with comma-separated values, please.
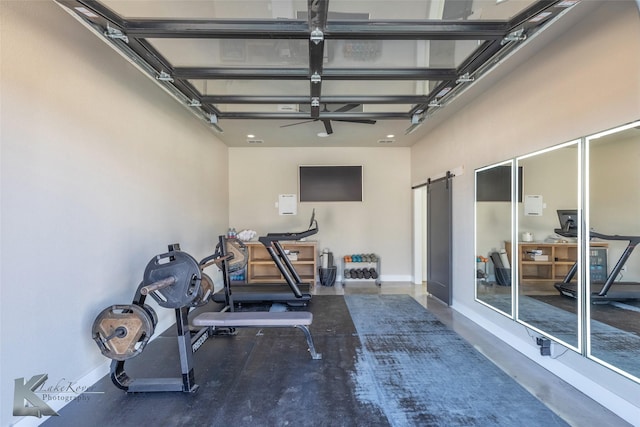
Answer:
[141, 304, 158, 328]
[143, 250, 202, 308]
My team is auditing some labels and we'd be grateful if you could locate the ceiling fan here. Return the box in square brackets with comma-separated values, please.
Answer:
[280, 103, 376, 135]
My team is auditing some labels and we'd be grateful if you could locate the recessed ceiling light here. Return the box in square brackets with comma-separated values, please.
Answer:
[386, 134, 395, 138]
[317, 132, 329, 138]
[247, 134, 255, 138]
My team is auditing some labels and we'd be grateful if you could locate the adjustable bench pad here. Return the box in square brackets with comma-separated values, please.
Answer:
[193, 311, 313, 327]
[192, 311, 321, 359]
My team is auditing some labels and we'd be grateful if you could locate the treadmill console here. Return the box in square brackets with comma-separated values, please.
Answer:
[555, 209, 578, 237]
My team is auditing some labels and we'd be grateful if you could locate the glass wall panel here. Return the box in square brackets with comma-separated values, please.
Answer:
[103, 0, 540, 21]
[101, 0, 308, 19]
[328, 0, 538, 20]
[323, 39, 481, 69]
[516, 141, 581, 350]
[587, 123, 640, 381]
[475, 161, 514, 316]
[149, 39, 309, 68]
[189, 79, 309, 96]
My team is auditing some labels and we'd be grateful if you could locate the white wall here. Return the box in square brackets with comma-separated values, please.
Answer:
[229, 147, 412, 280]
[1, 2, 228, 425]
[411, 1, 640, 422]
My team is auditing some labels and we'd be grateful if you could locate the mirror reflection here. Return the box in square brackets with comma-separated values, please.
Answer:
[474, 122, 640, 383]
[516, 142, 580, 349]
[475, 161, 513, 316]
[587, 124, 640, 380]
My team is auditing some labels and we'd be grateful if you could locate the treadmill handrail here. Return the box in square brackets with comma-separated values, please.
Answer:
[262, 223, 318, 243]
[557, 230, 639, 297]
[590, 231, 640, 243]
[256, 217, 318, 299]
[555, 229, 640, 244]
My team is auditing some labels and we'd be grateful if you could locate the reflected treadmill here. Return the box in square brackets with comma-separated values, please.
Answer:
[212, 212, 318, 306]
[553, 211, 640, 302]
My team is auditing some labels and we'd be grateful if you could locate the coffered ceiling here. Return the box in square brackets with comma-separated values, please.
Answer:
[55, 0, 583, 147]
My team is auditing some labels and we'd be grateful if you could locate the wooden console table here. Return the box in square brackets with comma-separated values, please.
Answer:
[245, 241, 317, 285]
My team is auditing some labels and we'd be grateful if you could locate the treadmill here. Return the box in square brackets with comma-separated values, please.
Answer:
[211, 211, 318, 306]
[553, 210, 640, 302]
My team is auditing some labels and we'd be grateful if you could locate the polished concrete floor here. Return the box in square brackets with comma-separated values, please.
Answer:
[315, 281, 631, 427]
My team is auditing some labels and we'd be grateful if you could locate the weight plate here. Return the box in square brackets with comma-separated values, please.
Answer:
[191, 273, 214, 307]
[225, 239, 248, 272]
[143, 250, 202, 308]
[92, 304, 154, 361]
[141, 304, 158, 328]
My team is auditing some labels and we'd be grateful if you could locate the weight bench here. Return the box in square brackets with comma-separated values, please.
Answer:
[192, 311, 322, 360]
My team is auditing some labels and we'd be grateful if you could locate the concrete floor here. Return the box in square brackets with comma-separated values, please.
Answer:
[315, 281, 631, 427]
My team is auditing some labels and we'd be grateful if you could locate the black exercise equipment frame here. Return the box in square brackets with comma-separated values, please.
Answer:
[555, 231, 640, 302]
[212, 211, 318, 306]
[110, 244, 224, 393]
[110, 288, 208, 392]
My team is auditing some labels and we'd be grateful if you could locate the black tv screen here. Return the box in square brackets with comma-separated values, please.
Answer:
[299, 166, 363, 202]
[476, 166, 523, 202]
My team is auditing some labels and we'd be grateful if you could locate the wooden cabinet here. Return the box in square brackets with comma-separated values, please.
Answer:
[505, 241, 608, 284]
[245, 241, 317, 285]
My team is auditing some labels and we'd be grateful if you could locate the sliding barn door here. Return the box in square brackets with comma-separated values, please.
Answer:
[427, 175, 453, 305]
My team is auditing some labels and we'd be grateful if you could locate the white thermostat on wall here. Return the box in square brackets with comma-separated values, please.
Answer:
[524, 195, 544, 216]
[278, 194, 297, 215]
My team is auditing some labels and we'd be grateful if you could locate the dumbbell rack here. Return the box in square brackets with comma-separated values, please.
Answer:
[341, 254, 381, 286]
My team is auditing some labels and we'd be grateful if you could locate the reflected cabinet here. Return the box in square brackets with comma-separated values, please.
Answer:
[505, 241, 608, 284]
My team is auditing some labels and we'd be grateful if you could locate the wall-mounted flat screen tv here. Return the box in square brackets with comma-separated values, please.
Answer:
[299, 165, 363, 202]
[476, 166, 523, 202]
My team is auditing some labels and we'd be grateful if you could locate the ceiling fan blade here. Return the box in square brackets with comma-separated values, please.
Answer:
[322, 119, 333, 135]
[334, 119, 377, 125]
[334, 103, 360, 113]
[280, 119, 316, 128]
